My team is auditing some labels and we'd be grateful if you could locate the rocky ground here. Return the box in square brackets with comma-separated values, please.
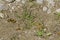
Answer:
[0, 0, 60, 40]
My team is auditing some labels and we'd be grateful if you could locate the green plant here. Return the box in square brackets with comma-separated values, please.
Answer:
[22, 5, 34, 29]
[23, 8, 34, 21]
[36, 30, 44, 36]
[57, 12, 60, 16]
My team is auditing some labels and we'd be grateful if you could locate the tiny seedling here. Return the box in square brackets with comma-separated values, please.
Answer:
[22, 6, 34, 29]
[36, 30, 44, 36]
[23, 8, 34, 21]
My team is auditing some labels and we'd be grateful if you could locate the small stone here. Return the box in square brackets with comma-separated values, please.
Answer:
[16, 0, 21, 2]
[43, 6, 47, 11]
[43, 28, 47, 32]
[12, 6, 15, 10]
[56, 9, 60, 13]
[36, 0, 43, 4]
[0, 13, 4, 18]
[46, 32, 52, 36]
[21, 0, 26, 4]
[8, 3, 11, 6]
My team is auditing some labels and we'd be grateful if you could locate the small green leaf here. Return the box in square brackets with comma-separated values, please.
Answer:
[37, 30, 44, 36]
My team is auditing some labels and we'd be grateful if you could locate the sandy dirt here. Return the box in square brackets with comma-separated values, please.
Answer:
[0, 0, 60, 40]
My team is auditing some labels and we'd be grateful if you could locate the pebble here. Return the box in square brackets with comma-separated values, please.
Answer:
[16, 0, 21, 2]
[46, 32, 52, 36]
[43, 28, 47, 32]
[21, 0, 26, 4]
[43, 6, 48, 11]
[0, 13, 4, 18]
[36, 0, 43, 4]
[56, 9, 60, 13]
[11, 6, 15, 10]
